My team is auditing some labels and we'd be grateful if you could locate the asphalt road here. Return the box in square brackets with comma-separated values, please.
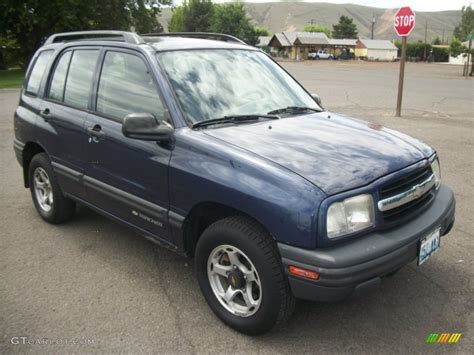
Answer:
[1, 61, 473, 353]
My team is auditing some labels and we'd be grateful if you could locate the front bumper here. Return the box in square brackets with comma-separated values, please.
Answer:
[278, 184, 456, 302]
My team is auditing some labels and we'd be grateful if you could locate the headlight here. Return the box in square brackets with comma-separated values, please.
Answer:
[326, 194, 375, 239]
[431, 158, 441, 188]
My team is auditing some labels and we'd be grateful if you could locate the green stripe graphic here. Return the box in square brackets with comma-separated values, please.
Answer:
[426, 333, 439, 343]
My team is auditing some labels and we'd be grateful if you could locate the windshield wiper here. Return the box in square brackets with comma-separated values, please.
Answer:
[192, 114, 279, 129]
[267, 106, 321, 115]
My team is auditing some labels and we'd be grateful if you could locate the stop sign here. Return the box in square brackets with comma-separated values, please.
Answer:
[394, 7, 416, 36]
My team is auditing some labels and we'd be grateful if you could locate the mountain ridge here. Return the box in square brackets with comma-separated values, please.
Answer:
[160, 2, 462, 43]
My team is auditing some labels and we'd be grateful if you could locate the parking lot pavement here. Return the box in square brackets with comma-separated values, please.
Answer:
[1, 61, 473, 353]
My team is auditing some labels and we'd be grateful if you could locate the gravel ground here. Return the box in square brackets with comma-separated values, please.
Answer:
[1, 60, 473, 353]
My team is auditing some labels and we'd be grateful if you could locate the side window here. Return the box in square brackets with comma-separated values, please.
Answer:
[97, 51, 166, 121]
[25, 50, 53, 96]
[48, 51, 72, 101]
[64, 49, 100, 110]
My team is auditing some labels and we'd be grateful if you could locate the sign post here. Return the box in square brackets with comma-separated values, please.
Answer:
[394, 6, 416, 117]
[466, 33, 472, 78]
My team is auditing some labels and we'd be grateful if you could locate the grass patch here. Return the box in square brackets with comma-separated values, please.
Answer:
[0, 69, 25, 89]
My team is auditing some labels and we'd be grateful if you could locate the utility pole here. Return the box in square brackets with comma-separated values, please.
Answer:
[442, 29, 445, 44]
[371, 15, 376, 39]
[423, 20, 428, 61]
[466, 34, 473, 78]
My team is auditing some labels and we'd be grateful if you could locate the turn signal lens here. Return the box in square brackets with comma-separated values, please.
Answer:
[289, 265, 320, 280]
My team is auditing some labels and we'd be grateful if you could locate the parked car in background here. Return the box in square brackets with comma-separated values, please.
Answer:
[14, 31, 456, 336]
[309, 49, 333, 60]
[337, 51, 355, 60]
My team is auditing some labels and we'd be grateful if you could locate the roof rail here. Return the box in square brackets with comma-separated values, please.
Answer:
[44, 31, 145, 45]
[141, 32, 247, 45]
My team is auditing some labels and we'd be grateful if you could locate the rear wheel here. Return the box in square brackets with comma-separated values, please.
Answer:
[29, 153, 76, 224]
[195, 216, 295, 335]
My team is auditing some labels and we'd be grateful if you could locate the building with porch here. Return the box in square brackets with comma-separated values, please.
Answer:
[268, 32, 330, 60]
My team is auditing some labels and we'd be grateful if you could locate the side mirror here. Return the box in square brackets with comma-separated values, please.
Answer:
[122, 113, 174, 142]
[311, 93, 323, 108]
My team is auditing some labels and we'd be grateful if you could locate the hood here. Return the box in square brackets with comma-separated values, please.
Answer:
[202, 112, 433, 195]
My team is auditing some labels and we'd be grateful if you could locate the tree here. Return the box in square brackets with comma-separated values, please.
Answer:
[432, 36, 441, 45]
[0, 0, 170, 67]
[169, 2, 260, 45]
[129, 0, 165, 34]
[169, 0, 214, 32]
[254, 27, 271, 37]
[168, 6, 185, 32]
[332, 16, 358, 39]
[0, 35, 20, 69]
[449, 37, 468, 57]
[453, 6, 474, 41]
[303, 24, 331, 38]
[210, 3, 258, 45]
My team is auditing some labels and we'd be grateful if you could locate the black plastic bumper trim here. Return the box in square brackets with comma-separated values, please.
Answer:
[83, 175, 168, 223]
[52, 161, 83, 183]
[13, 139, 25, 165]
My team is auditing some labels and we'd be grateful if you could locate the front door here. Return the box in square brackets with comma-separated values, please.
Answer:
[84, 49, 173, 242]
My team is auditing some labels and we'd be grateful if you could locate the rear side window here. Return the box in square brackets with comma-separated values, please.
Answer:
[63, 49, 100, 110]
[96, 51, 165, 121]
[48, 51, 72, 101]
[25, 50, 53, 96]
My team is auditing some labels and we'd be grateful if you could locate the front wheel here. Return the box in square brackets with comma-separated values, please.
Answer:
[195, 216, 295, 335]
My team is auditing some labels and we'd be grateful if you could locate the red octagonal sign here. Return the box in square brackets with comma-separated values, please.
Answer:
[394, 6, 416, 36]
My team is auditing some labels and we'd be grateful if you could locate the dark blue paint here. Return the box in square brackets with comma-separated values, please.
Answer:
[202, 112, 433, 195]
[14, 37, 439, 251]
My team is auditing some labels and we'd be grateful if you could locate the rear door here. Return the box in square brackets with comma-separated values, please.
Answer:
[39, 48, 101, 199]
[84, 48, 173, 242]
[16, 49, 53, 155]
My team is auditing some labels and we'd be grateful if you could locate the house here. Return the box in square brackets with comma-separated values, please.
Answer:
[327, 38, 357, 56]
[269, 32, 330, 60]
[355, 39, 398, 61]
[256, 36, 272, 48]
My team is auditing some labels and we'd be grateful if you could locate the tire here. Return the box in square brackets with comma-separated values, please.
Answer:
[195, 216, 295, 335]
[28, 153, 76, 224]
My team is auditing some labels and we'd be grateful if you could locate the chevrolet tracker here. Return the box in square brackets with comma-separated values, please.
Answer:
[13, 31, 456, 335]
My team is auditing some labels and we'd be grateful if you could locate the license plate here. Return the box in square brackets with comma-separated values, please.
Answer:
[418, 228, 441, 266]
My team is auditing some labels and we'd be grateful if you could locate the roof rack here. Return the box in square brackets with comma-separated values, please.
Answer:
[140, 32, 247, 45]
[44, 31, 145, 45]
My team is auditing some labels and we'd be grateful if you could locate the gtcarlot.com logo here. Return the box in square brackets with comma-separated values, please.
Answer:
[426, 333, 462, 344]
[11, 336, 95, 346]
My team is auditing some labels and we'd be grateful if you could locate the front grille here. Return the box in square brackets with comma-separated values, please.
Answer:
[379, 164, 436, 223]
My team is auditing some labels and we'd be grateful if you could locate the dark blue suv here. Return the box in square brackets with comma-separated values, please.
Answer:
[14, 31, 456, 335]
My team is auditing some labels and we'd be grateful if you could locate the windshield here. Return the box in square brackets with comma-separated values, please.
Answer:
[157, 49, 320, 124]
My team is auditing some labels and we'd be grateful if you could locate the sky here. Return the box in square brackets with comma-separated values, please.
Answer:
[169, 0, 472, 12]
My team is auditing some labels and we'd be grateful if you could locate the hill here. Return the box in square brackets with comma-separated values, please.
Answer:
[159, 2, 462, 43]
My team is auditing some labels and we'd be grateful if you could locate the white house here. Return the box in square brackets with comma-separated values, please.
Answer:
[355, 39, 398, 61]
[449, 41, 471, 65]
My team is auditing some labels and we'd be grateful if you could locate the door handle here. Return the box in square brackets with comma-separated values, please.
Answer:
[39, 108, 51, 121]
[87, 125, 106, 142]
